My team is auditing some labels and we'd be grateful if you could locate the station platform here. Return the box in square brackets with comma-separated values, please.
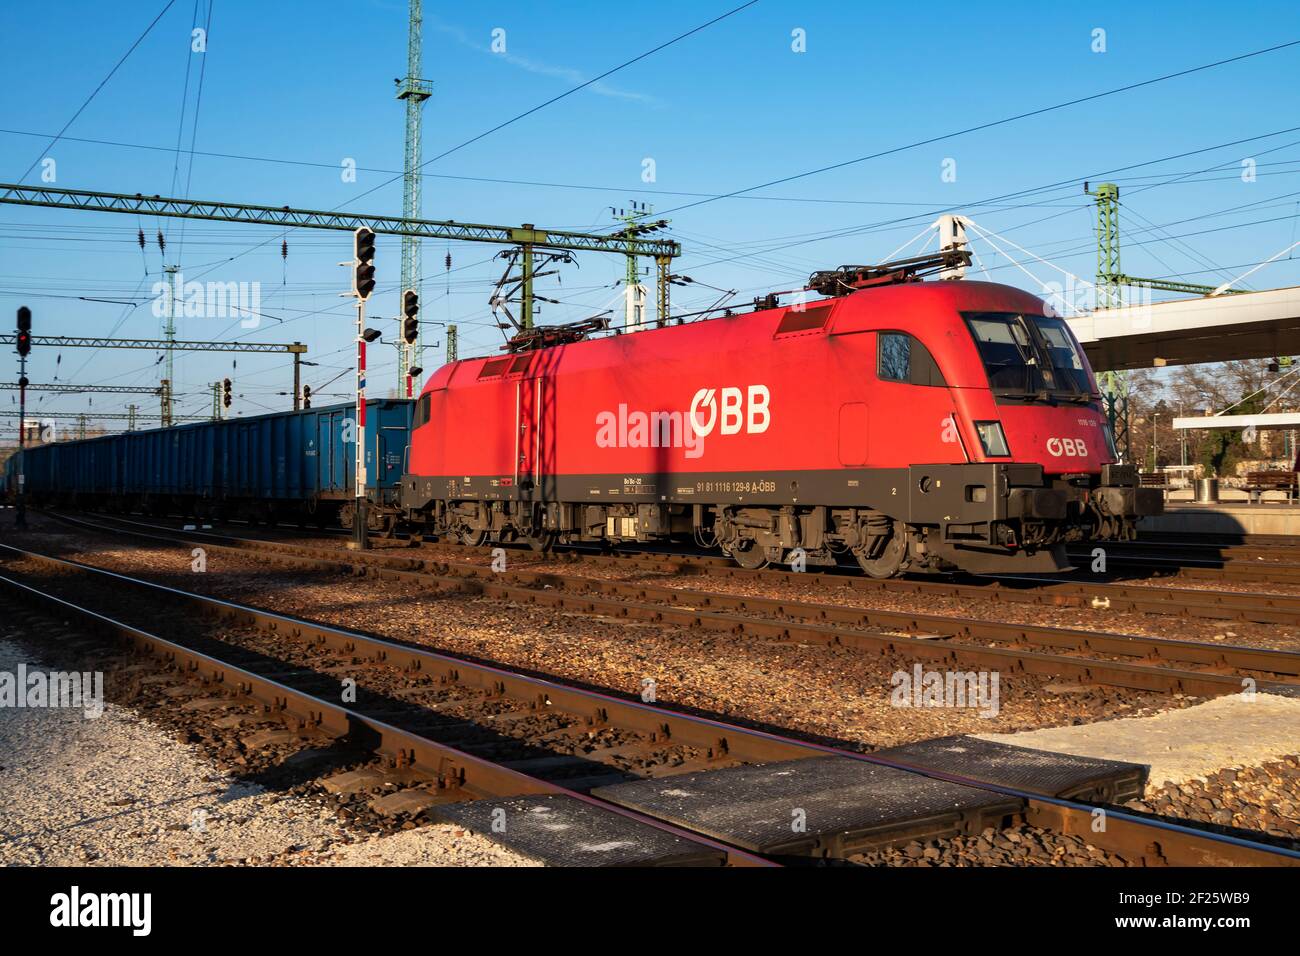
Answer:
[1138, 501, 1300, 537]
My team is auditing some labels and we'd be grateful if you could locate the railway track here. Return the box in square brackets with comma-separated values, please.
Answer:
[1064, 543, 1300, 586]
[1136, 531, 1300, 549]
[2, 539, 1295, 867]
[35, 511, 1300, 698]
[334, 522, 1300, 621]
[61, 509, 1300, 618]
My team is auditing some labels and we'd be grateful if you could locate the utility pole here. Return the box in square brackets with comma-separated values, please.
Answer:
[396, 0, 433, 393]
[160, 379, 171, 425]
[162, 264, 179, 427]
[521, 231, 535, 331]
[615, 204, 648, 331]
[14, 306, 31, 529]
[127, 404, 138, 431]
[1152, 413, 1158, 472]
[656, 257, 671, 327]
[612, 203, 671, 330]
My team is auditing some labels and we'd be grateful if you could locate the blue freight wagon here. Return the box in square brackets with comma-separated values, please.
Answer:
[4, 399, 413, 531]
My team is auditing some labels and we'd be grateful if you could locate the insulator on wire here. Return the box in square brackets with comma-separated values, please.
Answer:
[445, 251, 452, 270]
[137, 228, 146, 249]
[281, 239, 288, 260]
[157, 230, 165, 253]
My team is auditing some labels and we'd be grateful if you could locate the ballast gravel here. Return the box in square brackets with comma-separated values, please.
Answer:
[0, 635, 533, 867]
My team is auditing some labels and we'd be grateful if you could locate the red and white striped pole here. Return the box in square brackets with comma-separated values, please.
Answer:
[348, 226, 375, 551]
[354, 295, 368, 550]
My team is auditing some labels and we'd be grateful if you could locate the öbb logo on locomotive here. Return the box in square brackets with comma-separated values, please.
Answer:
[687, 385, 771, 438]
[1046, 437, 1089, 457]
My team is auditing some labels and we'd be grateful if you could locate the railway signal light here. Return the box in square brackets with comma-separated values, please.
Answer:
[352, 227, 376, 300]
[401, 289, 419, 345]
[16, 306, 32, 357]
[222, 378, 232, 409]
[302, 385, 311, 409]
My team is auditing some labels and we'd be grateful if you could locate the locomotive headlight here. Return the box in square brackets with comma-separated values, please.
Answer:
[974, 421, 1010, 457]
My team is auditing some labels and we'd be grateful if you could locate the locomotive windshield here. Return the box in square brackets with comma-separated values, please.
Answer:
[963, 312, 1096, 401]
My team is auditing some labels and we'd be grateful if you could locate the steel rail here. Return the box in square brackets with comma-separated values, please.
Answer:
[39, 512, 1300, 696]
[37, 510, 1300, 624]
[0, 564, 767, 867]
[2, 541, 1294, 867]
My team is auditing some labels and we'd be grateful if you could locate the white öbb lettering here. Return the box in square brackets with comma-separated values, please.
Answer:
[689, 385, 770, 437]
[1046, 436, 1088, 457]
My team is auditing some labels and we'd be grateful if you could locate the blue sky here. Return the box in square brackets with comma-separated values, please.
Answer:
[2, 0, 1299, 425]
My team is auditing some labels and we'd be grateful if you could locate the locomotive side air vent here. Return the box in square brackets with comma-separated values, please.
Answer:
[774, 303, 834, 337]
[478, 358, 511, 379]
[508, 354, 533, 374]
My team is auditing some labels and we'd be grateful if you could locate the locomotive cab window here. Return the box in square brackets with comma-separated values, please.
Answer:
[414, 393, 432, 428]
[963, 312, 1096, 401]
[877, 332, 946, 387]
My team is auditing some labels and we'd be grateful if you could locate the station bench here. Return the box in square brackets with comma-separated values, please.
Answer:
[1244, 470, 1299, 502]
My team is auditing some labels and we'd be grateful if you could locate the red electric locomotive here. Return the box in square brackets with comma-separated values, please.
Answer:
[400, 260, 1161, 576]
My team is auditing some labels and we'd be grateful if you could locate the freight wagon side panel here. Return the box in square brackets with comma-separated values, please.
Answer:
[371, 400, 413, 491]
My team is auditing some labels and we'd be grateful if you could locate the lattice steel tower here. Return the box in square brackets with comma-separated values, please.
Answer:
[396, 0, 433, 392]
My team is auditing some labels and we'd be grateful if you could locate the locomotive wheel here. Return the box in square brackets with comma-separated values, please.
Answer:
[526, 531, 557, 553]
[458, 527, 488, 547]
[727, 540, 769, 570]
[855, 521, 907, 578]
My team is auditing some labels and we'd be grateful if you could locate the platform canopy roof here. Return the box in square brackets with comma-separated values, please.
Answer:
[1172, 412, 1300, 431]
[1065, 285, 1300, 372]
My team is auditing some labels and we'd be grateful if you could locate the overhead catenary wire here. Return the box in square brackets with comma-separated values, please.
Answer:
[2, 0, 179, 193]
[638, 39, 1300, 221]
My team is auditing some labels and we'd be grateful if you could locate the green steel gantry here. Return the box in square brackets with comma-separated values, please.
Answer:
[1084, 182, 1241, 462]
[395, 0, 433, 389]
[0, 410, 209, 423]
[0, 182, 682, 350]
[0, 382, 160, 394]
[0, 333, 309, 417]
